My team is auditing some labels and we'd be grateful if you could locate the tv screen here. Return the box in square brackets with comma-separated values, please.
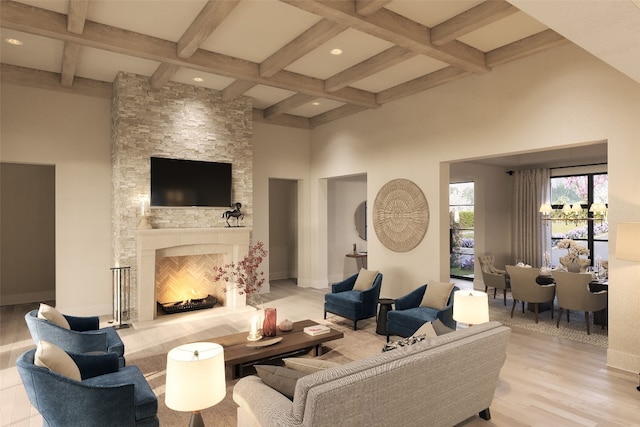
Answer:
[150, 157, 232, 207]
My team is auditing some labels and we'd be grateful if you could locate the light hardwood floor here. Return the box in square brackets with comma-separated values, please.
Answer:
[1, 280, 639, 426]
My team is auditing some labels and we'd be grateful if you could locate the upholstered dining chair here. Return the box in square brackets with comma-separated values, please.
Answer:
[324, 269, 382, 330]
[505, 265, 555, 323]
[552, 271, 607, 335]
[478, 255, 511, 306]
[25, 304, 125, 366]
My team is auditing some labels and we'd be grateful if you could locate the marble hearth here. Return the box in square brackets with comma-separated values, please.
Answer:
[136, 227, 251, 321]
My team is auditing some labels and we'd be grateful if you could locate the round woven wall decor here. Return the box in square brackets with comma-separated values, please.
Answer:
[373, 179, 429, 252]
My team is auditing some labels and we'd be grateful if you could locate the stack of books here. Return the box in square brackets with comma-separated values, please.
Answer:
[303, 325, 331, 336]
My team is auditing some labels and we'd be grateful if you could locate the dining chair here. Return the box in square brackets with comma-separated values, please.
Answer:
[552, 271, 607, 335]
[478, 255, 510, 306]
[505, 265, 555, 323]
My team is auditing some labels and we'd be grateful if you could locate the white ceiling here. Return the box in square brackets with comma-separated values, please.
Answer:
[1, 0, 637, 167]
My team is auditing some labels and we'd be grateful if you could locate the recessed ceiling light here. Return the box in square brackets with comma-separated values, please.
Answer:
[4, 38, 23, 46]
[193, 77, 204, 82]
[312, 102, 320, 106]
[329, 48, 343, 56]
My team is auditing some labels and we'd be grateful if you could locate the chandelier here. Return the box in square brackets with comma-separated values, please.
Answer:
[539, 202, 607, 222]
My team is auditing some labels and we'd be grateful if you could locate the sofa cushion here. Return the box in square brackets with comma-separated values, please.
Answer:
[83, 365, 158, 421]
[34, 340, 81, 381]
[283, 358, 341, 374]
[411, 322, 438, 338]
[255, 365, 307, 400]
[37, 303, 70, 329]
[353, 268, 379, 291]
[382, 334, 427, 352]
[420, 280, 454, 310]
[432, 318, 455, 335]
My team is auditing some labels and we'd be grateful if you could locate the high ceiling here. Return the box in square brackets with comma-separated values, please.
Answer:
[1, 0, 639, 133]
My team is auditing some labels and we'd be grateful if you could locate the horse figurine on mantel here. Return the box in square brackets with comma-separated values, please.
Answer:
[222, 202, 244, 227]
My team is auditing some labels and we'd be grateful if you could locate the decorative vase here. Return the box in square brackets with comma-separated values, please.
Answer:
[225, 282, 246, 308]
[263, 308, 277, 337]
[559, 256, 591, 273]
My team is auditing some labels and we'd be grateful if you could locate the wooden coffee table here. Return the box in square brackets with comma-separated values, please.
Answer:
[212, 319, 343, 379]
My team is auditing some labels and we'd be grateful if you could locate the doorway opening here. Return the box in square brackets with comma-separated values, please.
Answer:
[268, 179, 298, 284]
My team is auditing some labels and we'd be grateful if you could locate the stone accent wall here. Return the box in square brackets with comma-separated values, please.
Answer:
[111, 72, 253, 319]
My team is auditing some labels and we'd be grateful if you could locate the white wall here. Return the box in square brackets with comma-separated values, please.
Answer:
[0, 84, 112, 315]
[327, 175, 367, 283]
[251, 122, 311, 291]
[306, 44, 640, 373]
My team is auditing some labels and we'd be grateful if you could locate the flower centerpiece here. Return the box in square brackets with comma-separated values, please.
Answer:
[556, 238, 590, 272]
[213, 241, 267, 306]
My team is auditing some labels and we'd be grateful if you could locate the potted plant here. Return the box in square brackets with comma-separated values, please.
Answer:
[213, 241, 267, 306]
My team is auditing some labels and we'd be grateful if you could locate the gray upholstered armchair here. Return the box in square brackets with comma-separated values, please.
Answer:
[478, 255, 511, 306]
[506, 265, 556, 323]
[324, 270, 383, 330]
[16, 349, 159, 427]
[25, 309, 125, 367]
[552, 271, 607, 335]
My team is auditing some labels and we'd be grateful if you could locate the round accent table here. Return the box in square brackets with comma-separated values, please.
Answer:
[376, 298, 395, 335]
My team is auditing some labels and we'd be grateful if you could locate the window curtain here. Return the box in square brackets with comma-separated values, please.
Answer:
[512, 169, 551, 267]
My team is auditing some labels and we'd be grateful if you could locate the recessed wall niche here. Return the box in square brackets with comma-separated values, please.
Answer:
[111, 72, 253, 320]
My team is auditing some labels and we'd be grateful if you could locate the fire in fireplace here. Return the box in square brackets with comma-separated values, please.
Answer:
[159, 295, 218, 314]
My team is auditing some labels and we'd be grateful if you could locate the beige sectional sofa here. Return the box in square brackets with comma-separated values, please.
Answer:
[233, 321, 511, 427]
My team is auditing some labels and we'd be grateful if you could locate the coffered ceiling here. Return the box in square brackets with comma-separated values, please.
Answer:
[1, 0, 639, 130]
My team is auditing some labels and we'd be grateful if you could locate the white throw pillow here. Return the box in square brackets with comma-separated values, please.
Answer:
[283, 358, 340, 374]
[34, 340, 81, 381]
[353, 268, 379, 291]
[37, 303, 70, 329]
[411, 322, 438, 338]
[420, 280, 454, 310]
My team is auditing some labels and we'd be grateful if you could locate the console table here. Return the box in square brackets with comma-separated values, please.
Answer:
[346, 252, 367, 270]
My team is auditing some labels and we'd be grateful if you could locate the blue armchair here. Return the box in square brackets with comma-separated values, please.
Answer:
[17, 349, 159, 427]
[25, 310, 125, 367]
[324, 271, 383, 330]
[386, 284, 459, 340]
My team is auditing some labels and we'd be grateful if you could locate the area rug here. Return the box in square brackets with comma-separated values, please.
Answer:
[128, 316, 386, 425]
[486, 292, 608, 348]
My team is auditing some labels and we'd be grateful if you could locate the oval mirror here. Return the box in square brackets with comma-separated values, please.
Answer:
[354, 201, 367, 240]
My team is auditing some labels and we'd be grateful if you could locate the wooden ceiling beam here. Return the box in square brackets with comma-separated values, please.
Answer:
[486, 29, 568, 67]
[431, 0, 519, 46]
[356, 0, 393, 17]
[376, 66, 470, 105]
[150, 0, 240, 89]
[1, 63, 111, 98]
[309, 104, 369, 128]
[260, 19, 347, 78]
[264, 93, 316, 118]
[253, 109, 312, 129]
[0, 1, 378, 108]
[61, 0, 89, 87]
[177, 0, 240, 58]
[222, 80, 257, 101]
[325, 45, 416, 92]
[280, 0, 489, 74]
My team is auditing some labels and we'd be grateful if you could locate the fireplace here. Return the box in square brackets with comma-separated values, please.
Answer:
[136, 227, 251, 322]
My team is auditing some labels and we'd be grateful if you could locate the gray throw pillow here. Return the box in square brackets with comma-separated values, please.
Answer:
[255, 365, 307, 400]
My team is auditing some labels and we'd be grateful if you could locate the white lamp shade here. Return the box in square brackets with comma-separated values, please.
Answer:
[539, 203, 552, 215]
[453, 290, 489, 325]
[165, 342, 226, 412]
[615, 223, 640, 262]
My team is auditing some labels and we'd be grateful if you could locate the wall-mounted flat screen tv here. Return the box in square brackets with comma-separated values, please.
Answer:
[150, 157, 232, 207]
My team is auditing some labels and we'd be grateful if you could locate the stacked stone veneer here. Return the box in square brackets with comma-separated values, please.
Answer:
[111, 72, 253, 320]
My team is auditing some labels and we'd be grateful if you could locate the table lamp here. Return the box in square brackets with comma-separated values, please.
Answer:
[165, 342, 226, 427]
[453, 290, 489, 326]
[614, 222, 640, 392]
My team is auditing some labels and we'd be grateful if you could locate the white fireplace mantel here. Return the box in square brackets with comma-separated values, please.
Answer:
[136, 227, 251, 321]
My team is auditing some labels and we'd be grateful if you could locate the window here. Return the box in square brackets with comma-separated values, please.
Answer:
[549, 173, 608, 266]
[450, 182, 474, 279]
